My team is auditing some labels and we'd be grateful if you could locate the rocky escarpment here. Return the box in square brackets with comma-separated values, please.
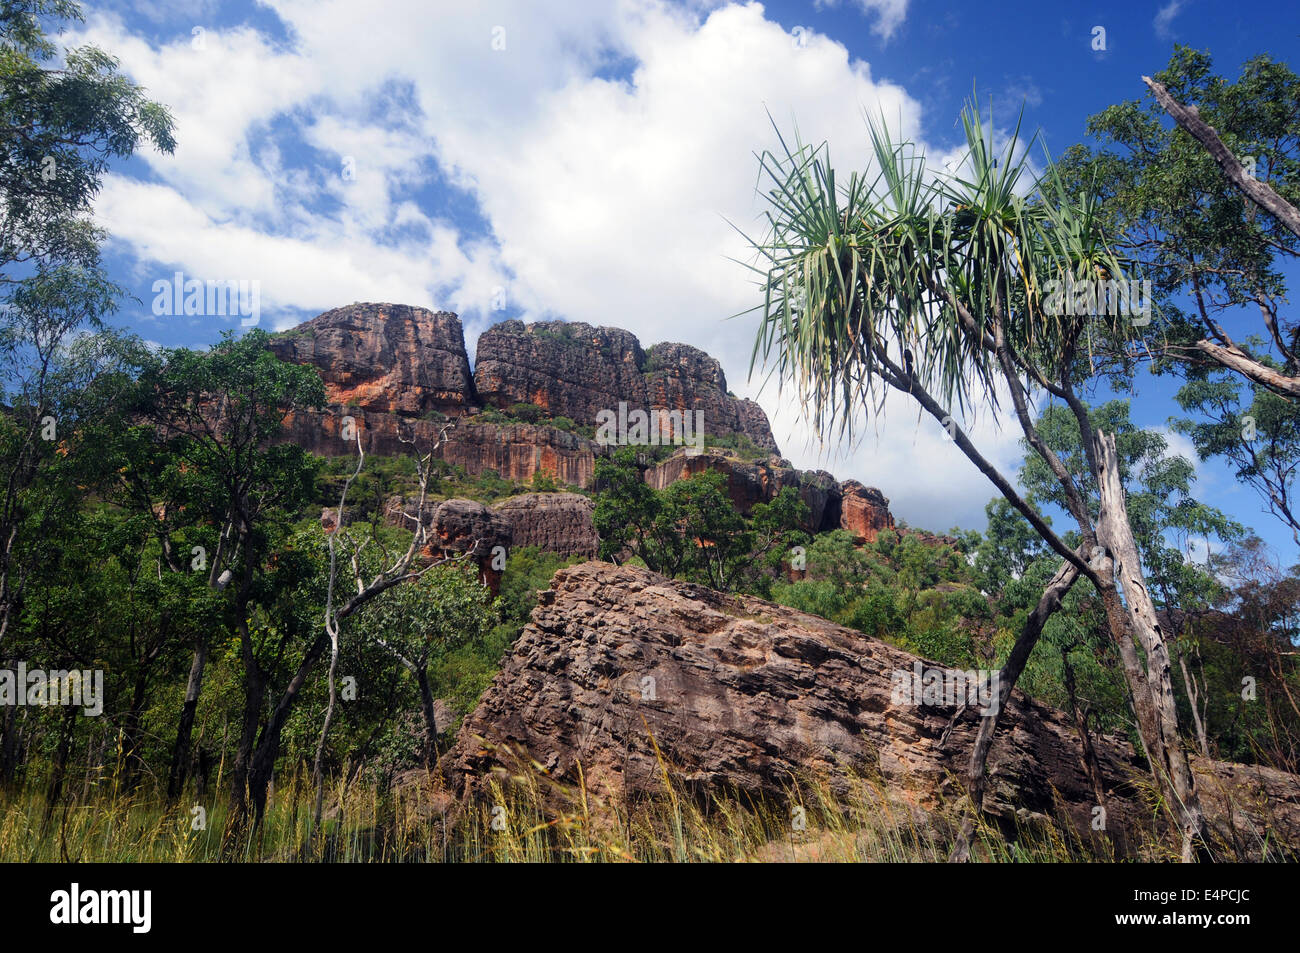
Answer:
[269, 303, 475, 416]
[474, 320, 778, 453]
[839, 480, 895, 542]
[644, 450, 841, 533]
[443, 562, 1300, 858]
[267, 305, 896, 550]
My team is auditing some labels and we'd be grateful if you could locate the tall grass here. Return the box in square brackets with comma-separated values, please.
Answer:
[0, 760, 1122, 863]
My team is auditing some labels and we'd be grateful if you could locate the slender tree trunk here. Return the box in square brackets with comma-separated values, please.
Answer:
[167, 634, 208, 803]
[1063, 655, 1108, 808]
[0, 700, 19, 787]
[222, 629, 264, 856]
[42, 705, 77, 830]
[1094, 431, 1206, 861]
[311, 624, 341, 827]
[949, 553, 1081, 861]
[248, 630, 330, 828]
[1179, 650, 1211, 758]
[120, 670, 151, 791]
[416, 667, 439, 770]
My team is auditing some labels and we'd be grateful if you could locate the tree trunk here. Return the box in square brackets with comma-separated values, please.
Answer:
[167, 635, 208, 803]
[1179, 649, 1211, 758]
[948, 553, 1081, 861]
[120, 669, 151, 792]
[0, 700, 20, 787]
[416, 668, 440, 771]
[42, 705, 77, 830]
[247, 629, 330, 828]
[1063, 654, 1108, 808]
[1094, 431, 1206, 861]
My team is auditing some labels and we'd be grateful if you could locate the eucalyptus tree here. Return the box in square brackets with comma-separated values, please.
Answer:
[0, 0, 174, 650]
[744, 104, 1207, 859]
[1059, 49, 1300, 549]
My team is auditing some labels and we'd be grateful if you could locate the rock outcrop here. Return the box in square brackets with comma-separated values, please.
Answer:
[839, 480, 895, 542]
[267, 306, 900, 541]
[644, 450, 842, 533]
[268, 303, 475, 415]
[443, 562, 1300, 858]
[491, 493, 598, 558]
[425, 499, 513, 594]
[474, 320, 778, 453]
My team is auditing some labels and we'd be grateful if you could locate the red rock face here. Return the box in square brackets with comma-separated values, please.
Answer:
[266, 307, 900, 543]
[474, 320, 779, 453]
[277, 408, 598, 487]
[268, 303, 475, 416]
[839, 480, 895, 542]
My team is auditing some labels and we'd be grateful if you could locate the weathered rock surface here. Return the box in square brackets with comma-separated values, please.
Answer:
[411, 498, 513, 594]
[474, 320, 778, 453]
[839, 480, 895, 542]
[428, 499, 512, 560]
[491, 493, 597, 558]
[268, 303, 475, 416]
[443, 562, 1300, 857]
[267, 306, 902, 541]
[442, 420, 599, 487]
[279, 409, 599, 487]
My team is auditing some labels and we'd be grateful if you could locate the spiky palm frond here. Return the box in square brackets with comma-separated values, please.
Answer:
[741, 100, 1140, 442]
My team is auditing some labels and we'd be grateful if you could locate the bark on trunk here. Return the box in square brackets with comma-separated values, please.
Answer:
[1094, 430, 1206, 861]
[1179, 650, 1212, 758]
[1144, 76, 1300, 240]
[948, 553, 1081, 861]
[167, 635, 208, 803]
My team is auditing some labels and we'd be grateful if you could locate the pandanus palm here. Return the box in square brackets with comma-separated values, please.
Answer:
[742, 102, 1207, 861]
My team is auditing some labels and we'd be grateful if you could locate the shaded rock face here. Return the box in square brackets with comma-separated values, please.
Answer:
[268, 303, 475, 416]
[444, 562, 1300, 857]
[442, 420, 598, 488]
[491, 493, 597, 558]
[839, 480, 895, 542]
[474, 320, 778, 453]
[426, 499, 513, 594]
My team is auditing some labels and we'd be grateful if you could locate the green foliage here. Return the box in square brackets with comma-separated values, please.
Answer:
[508, 402, 546, 423]
[593, 448, 807, 592]
[1060, 47, 1300, 547]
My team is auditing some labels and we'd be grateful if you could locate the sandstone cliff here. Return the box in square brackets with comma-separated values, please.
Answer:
[268, 304, 897, 551]
[443, 562, 1300, 858]
[268, 303, 475, 415]
[490, 493, 598, 558]
[474, 319, 778, 452]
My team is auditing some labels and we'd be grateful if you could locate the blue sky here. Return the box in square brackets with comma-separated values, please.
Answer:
[71, 0, 1300, 562]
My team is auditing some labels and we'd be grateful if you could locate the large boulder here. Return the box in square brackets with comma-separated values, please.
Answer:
[839, 479, 895, 542]
[421, 498, 513, 594]
[443, 562, 1300, 858]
